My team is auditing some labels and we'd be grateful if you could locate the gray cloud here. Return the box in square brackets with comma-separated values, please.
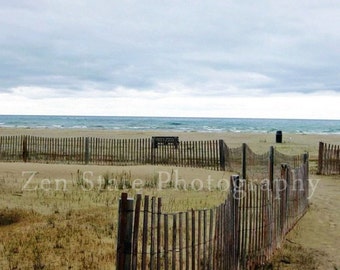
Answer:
[0, 0, 339, 98]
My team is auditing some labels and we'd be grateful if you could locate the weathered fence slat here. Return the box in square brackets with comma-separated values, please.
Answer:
[132, 194, 141, 270]
[191, 210, 196, 270]
[150, 197, 156, 269]
[172, 214, 177, 270]
[164, 214, 169, 270]
[197, 210, 201, 270]
[185, 211, 190, 270]
[202, 210, 207, 269]
[141, 196, 149, 270]
[156, 197, 162, 270]
[178, 212, 183, 270]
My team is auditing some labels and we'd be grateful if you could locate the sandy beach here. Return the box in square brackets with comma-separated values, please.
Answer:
[0, 127, 339, 269]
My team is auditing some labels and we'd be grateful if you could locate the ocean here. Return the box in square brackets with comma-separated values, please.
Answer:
[0, 115, 339, 134]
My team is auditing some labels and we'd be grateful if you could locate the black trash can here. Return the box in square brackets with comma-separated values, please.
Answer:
[276, 130, 282, 143]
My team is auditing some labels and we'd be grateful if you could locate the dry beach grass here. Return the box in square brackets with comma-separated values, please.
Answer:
[0, 163, 230, 269]
[0, 128, 339, 269]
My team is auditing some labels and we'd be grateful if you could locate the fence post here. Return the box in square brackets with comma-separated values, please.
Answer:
[219, 140, 226, 171]
[151, 139, 155, 165]
[242, 143, 247, 180]
[85, 137, 90, 165]
[336, 145, 340, 174]
[303, 152, 309, 181]
[317, 142, 324, 175]
[269, 146, 274, 191]
[117, 193, 134, 270]
[23, 135, 28, 162]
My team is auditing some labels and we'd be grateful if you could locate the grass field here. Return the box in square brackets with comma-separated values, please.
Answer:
[0, 164, 229, 269]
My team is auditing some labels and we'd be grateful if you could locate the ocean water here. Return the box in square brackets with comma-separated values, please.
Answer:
[0, 115, 339, 134]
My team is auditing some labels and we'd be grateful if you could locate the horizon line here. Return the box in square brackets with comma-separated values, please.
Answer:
[0, 114, 339, 121]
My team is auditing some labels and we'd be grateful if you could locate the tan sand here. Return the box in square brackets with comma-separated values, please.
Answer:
[0, 127, 339, 269]
[286, 174, 340, 269]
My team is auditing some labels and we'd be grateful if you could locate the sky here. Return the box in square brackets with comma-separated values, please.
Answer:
[0, 0, 339, 119]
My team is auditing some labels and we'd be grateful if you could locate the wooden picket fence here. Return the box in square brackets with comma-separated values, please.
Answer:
[0, 135, 221, 170]
[0, 136, 305, 177]
[0, 134, 310, 268]
[317, 142, 340, 175]
[116, 156, 309, 269]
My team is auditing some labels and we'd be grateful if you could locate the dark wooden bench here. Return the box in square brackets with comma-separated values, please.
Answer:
[151, 136, 179, 149]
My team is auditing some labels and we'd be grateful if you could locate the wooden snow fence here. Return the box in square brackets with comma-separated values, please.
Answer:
[116, 155, 309, 269]
[318, 142, 340, 175]
[0, 135, 222, 170]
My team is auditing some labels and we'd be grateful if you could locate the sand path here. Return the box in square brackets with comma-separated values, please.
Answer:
[275, 174, 340, 269]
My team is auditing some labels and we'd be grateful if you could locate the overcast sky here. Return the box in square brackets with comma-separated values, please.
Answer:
[0, 0, 339, 119]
